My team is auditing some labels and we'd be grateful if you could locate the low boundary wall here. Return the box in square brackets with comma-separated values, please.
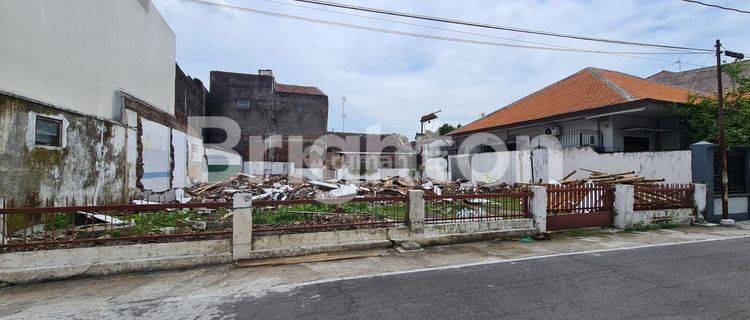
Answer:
[0, 239, 231, 285]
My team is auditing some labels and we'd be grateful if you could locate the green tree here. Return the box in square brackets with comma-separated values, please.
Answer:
[438, 123, 462, 135]
[674, 62, 750, 149]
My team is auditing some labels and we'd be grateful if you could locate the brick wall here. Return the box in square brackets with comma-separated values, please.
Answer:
[206, 71, 328, 160]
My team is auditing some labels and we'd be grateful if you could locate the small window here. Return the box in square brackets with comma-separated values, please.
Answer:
[237, 100, 250, 109]
[35, 116, 62, 147]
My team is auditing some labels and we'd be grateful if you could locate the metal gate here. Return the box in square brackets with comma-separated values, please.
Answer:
[547, 184, 614, 231]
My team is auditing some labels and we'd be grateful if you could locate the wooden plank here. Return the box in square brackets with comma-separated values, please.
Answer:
[234, 251, 382, 268]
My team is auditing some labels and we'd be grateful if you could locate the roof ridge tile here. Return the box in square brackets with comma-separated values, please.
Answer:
[587, 67, 636, 101]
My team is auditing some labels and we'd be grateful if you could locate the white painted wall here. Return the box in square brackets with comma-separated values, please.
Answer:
[140, 118, 170, 191]
[452, 147, 691, 185]
[424, 158, 449, 181]
[293, 168, 327, 180]
[380, 168, 412, 179]
[449, 151, 532, 184]
[171, 130, 188, 188]
[187, 135, 207, 183]
[206, 147, 243, 182]
[0, 0, 176, 119]
[713, 196, 749, 216]
[245, 161, 294, 176]
[559, 148, 691, 183]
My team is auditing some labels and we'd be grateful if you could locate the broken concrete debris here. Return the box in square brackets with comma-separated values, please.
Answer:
[177, 173, 515, 203]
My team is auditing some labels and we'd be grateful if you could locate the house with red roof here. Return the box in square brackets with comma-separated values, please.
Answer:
[448, 67, 697, 153]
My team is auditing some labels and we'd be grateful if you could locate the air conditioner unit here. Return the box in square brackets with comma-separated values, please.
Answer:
[544, 125, 562, 136]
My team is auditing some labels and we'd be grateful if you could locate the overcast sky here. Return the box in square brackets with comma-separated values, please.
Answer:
[153, 0, 749, 136]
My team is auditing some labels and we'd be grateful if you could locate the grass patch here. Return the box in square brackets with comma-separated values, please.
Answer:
[555, 228, 608, 238]
[253, 202, 408, 226]
[623, 220, 679, 232]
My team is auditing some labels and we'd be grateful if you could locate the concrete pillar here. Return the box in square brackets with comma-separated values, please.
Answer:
[232, 193, 253, 260]
[613, 184, 635, 229]
[529, 186, 547, 233]
[408, 190, 425, 233]
[691, 141, 717, 222]
[693, 184, 707, 223]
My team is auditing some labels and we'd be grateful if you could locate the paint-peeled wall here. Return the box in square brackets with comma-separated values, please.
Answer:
[0, 94, 129, 206]
[187, 135, 207, 184]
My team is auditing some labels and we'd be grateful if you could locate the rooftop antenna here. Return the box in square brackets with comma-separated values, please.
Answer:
[341, 96, 347, 133]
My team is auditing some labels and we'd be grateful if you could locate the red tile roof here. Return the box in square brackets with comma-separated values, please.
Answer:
[450, 67, 696, 135]
[275, 83, 326, 96]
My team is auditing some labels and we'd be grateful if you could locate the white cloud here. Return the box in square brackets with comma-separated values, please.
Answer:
[154, 0, 750, 136]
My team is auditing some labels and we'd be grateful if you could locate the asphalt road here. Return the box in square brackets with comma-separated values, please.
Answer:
[216, 238, 750, 320]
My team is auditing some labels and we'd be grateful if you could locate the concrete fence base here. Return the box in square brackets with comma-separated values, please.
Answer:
[0, 240, 232, 285]
[613, 184, 706, 229]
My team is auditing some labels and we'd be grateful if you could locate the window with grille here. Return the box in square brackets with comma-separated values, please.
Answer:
[34, 116, 62, 147]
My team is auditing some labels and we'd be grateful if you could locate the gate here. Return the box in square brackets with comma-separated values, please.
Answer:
[547, 184, 614, 231]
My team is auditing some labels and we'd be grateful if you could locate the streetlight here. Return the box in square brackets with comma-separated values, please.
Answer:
[715, 40, 744, 225]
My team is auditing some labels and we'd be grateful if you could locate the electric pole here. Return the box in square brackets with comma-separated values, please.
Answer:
[715, 40, 745, 224]
[716, 39, 730, 223]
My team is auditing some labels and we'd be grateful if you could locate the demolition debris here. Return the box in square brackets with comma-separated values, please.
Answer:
[183, 174, 515, 202]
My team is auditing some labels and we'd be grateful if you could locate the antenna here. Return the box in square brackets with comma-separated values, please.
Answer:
[342, 96, 347, 133]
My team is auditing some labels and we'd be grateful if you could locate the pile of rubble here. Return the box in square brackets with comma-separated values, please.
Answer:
[559, 169, 666, 185]
[184, 174, 516, 203]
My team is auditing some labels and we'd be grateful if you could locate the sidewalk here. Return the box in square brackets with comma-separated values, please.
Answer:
[2, 222, 750, 319]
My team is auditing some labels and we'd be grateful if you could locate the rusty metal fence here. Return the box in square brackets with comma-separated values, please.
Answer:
[546, 184, 614, 231]
[252, 196, 409, 234]
[634, 184, 694, 211]
[423, 189, 531, 224]
[0, 199, 232, 252]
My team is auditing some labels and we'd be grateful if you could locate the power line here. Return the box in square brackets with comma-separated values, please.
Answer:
[256, 0, 705, 58]
[291, 0, 713, 52]
[680, 0, 750, 14]
[179, 0, 705, 64]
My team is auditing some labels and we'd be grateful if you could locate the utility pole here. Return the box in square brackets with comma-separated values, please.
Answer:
[715, 41, 745, 225]
[715, 39, 730, 224]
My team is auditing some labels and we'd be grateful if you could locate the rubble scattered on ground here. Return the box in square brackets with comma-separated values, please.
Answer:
[136, 167, 671, 205]
[179, 173, 517, 203]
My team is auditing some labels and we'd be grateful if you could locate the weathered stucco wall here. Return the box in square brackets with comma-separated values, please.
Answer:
[0, 94, 129, 206]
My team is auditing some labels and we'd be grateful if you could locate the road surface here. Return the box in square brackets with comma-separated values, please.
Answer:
[219, 237, 750, 319]
[3, 229, 750, 319]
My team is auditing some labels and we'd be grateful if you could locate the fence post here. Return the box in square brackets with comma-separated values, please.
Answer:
[232, 193, 253, 260]
[613, 184, 635, 229]
[529, 186, 547, 233]
[408, 190, 425, 233]
[693, 183, 708, 223]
